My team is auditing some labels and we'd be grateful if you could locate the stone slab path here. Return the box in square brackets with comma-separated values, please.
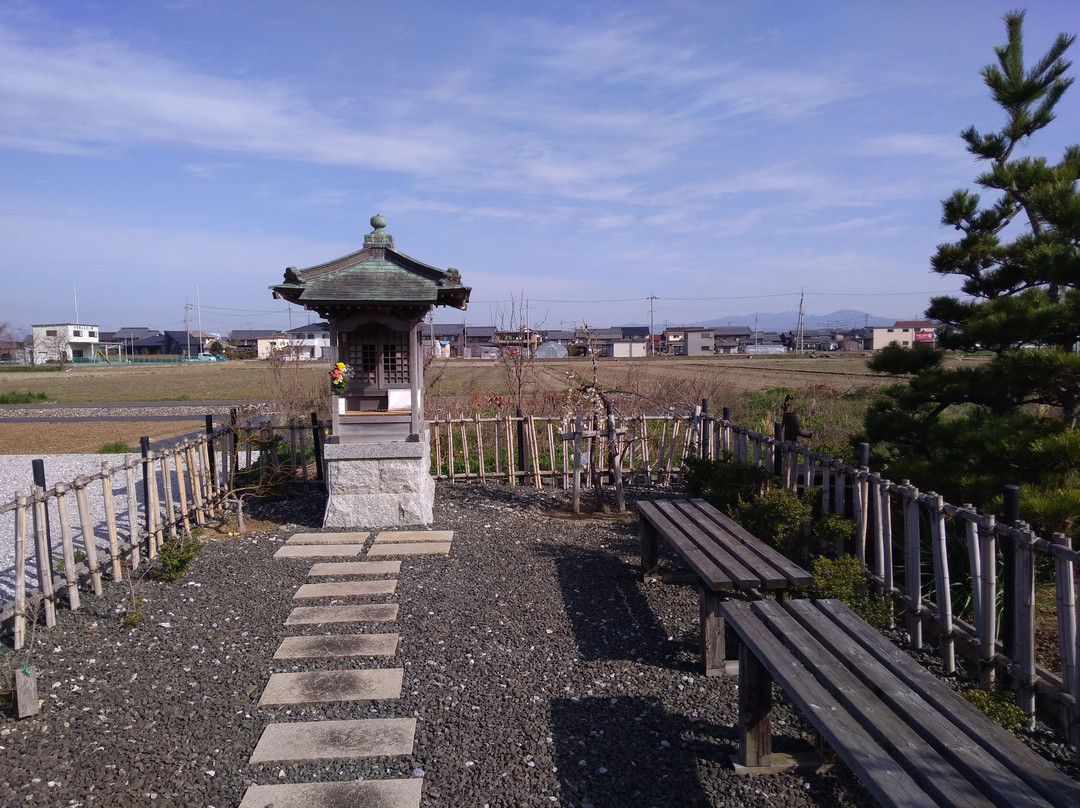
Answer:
[273, 633, 399, 660]
[368, 542, 452, 556]
[238, 778, 423, 808]
[258, 668, 403, 706]
[285, 603, 399, 625]
[273, 544, 362, 559]
[293, 579, 398, 599]
[240, 528, 454, 807]
[308, 559, 401, 576]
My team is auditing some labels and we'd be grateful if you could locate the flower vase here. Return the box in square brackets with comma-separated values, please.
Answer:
[337, 395, 345, 414]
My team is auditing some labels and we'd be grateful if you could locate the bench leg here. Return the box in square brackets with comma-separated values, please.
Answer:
[700, 587, 726, 676]
[738, 638, 772, 768]
[640, 520, 659, 580]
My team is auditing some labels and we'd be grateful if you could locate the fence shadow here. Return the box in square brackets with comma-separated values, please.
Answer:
[545, 540, 697, 672]
[549, 695, 730, 807]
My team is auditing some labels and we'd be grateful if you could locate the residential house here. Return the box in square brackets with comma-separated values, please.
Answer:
[712, 326, 753, 354]
[871, 320, 937, 350]
[131, 330, 207, 356]
[228, 329, 281, 352]
[31, 323, 99, 363]
[663, 326, 715, 356]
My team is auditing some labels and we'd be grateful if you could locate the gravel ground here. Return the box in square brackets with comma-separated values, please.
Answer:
[1, 482, 1076, 807]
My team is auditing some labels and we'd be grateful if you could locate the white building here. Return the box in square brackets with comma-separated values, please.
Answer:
[257, 323, 331, 360]
[871, 320, 937, 350]
[32, 323, 99, 364]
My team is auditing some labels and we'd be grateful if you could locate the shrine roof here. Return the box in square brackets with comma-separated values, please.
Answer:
[270, 216, 470, 312]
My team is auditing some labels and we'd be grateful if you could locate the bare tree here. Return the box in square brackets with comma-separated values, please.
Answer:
[36, 329, 71, 369]
[495, 292, 542, 411]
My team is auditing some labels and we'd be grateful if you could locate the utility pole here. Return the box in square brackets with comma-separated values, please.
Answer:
[184, 303, 192, 358]
[795, 289, 806, 355]
[647, 294, 657, 357]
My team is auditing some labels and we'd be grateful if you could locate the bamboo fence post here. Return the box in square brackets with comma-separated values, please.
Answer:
[14, 492, 28, 650]
[159, 455, 176, 540]
[901, 481, 922, 649]
[504, 414, 515, 486]
[174, 448, 191, 536]
[835, 463, 847, 519]
[530, 416, 542, 490]
[821, 460, 831, 514]
[546, 419, 556, 488]
[1052, 534, 1076, 701]
[73, 476, 103, 597]
[124, 457, 141, 570]
[962, 507, 982, 648]
[928, 493, 955, 674]
[871, 478, 885, 591]
[298, 418, 309, 485]
[476, 414, 487, 482]
[186, 444, 206, 528]
[802, 449, 814, 494]
[572, 414, 583, 513]
[641, 417, 652, 486]
[100, 463, 122, 581]
[881, 482, 895, 628]
[447, 414, 457, 483]
[32, 487, 56, 626]
[751, 431, 761, 467]
[197, 438, 214, 519]
[977, 513, 997, 689]
[561, 417, 570, 489]
[1015, 523, 1037, 724]
[855, 447, 870, 560]
[53, 482, 81, 610]
[665, 419, 680, 484]
[145, 453, 159, 561]
[609, 414, 625, 512]
[459, 417, 470, 480]
[434, 416, 444, 478]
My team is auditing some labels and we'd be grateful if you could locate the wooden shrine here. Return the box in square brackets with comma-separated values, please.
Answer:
[270, 214, 470, 526]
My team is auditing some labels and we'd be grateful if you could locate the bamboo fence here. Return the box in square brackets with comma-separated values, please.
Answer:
[1, 416, 325, 650]
[429, 407, 1080, 754]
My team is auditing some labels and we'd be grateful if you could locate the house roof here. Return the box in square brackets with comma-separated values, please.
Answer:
[229, 329, 282, 341]
[271, 215, 470, 315]
[286, 322, 329, 335]
[893, 320, 935, 328]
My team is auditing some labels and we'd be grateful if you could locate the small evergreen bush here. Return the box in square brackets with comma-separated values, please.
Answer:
[683, 454, 775, 512]
[154, 537, 202, 582]
[730, 487, 812, 555]
[961, 687, 1029, 735]
[810, 554, 889, 628]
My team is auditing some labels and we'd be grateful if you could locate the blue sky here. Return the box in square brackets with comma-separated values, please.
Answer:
[2, 1, 1078, 336]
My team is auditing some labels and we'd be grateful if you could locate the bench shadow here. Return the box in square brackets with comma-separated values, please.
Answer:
[545, 541, 698, 672]
[549, 695, 732, 807]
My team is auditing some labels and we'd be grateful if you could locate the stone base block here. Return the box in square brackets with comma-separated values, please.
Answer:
[323, 435, 435, 529]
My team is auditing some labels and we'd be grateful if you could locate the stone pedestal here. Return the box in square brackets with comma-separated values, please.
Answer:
[322, 434, 435, 529]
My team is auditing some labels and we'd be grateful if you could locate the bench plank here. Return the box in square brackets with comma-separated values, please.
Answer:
[653, 500, 763, 588]
[721, 601, 935, 808]
[809, 599, 1080, 808]
[688, 499, 814, 587]
[638, 501, 731, 590]
[755, 600, 1002, 808]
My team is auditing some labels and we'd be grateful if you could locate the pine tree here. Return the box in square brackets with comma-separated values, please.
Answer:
[866, 12, 1080, 533]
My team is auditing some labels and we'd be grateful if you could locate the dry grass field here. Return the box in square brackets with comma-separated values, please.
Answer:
[1, 353, 982, 454]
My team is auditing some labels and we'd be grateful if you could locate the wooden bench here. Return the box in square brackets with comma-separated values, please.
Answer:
[721, 597, 1080, 808]
[636, 498, 812, 675]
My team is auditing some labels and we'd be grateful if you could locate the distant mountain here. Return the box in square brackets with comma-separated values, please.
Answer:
[692, 310, 895, 332]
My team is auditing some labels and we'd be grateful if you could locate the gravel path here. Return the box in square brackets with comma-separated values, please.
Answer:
[1, 483, 1075, 807]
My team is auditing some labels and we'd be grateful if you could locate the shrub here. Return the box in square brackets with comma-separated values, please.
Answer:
[961, 687, 1029, 735]
[809, 512, 857, 557]
[154, 537, 203, 582]
[730, 487, 812, 554]
[0, 391, 48, 404]
[97, 441, 133, 454]
[683, 454, 775, 512]
[810, 554, 889, 628]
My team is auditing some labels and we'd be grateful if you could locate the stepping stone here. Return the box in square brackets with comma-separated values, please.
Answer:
[373, 530, 454, 543]
[274, 545, 362, 559]
[285, 604, 399, 626]
[249, 717, 416, 763]
[258, 668, 403, 706]
[294, 580, 398, 599]
[286, 532, 368, 545]
[274, 633, 399, 660]
[308, 560, 401, 577]
[239, 778, 422, 808]
[368, 542, 451, 557]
